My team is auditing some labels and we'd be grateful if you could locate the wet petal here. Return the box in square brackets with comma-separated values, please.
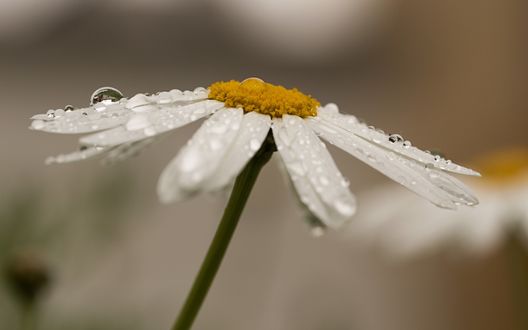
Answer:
[318, 104, 480, 176]
[308, 116, 478, 209]
[30, 102, 132, 134]
[80, 100, 224, 147]
[102, 138, 158, 165]
[45, 146, 111, 164]
[272, 115, 356, 229]
[203, 111, 271, 191]
[157, 108, 244, 203]
[29, 87, 210, 135]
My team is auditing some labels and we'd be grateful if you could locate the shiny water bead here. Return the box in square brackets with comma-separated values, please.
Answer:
[64, 105, 75, 112]
[90, 87, 124, 105]
[31, 120, 45, 129]
[388, 134, 404, 143]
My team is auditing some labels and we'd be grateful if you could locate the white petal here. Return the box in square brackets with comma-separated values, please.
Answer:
[275, 156, 328, 234]
[307, 116, 478, 209]
[272, 115, 356, 228]
[102, 138, 158, 165]
[29, 88, 209, 135]
[30, 102, 132, 134]
[80, 100, 224, 147]
[317, 104, 480, 176]
[157, 108, 244, 203]
[45, 146, 111, 164]
[202, 111, 272, 191]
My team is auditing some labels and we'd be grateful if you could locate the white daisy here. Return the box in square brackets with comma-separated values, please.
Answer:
[347, 149, 528, 257]
[29, 78, 480, 229]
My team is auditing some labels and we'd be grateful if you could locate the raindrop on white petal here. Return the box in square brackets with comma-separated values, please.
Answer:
[388, 134, 404, 143]
[289, 162, 306, 176]
[126, 115, 150, 131]
[90, 87, 124, 105]
[31, 120, 45, 129]
[333, 200, 355, 216]
[320, 176, 329, 186]
[144, 127, 156, 136]
[194, 87, 207, 94]
[210, 124, 228, 134]
[249, 139, 261, 151]
[179, 149, 201, 172]
[209, 139, 223, 150]
[325, 103, 339, 114]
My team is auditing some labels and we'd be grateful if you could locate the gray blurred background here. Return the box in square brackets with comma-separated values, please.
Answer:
[1, 0, 527, 329]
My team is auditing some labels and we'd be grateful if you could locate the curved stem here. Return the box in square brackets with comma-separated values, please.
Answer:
[171, 140, 274, 330]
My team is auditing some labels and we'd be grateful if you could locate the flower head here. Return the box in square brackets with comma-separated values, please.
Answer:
[29, 79, 480, 230]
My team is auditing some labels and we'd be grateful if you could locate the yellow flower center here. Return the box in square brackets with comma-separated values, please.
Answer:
[207, 78, 320, 118]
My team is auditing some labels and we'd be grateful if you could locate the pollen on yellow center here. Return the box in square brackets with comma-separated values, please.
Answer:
[207, 79, 320, 118]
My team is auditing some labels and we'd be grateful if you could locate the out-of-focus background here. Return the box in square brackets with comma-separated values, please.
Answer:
[1, 0, 527, 329]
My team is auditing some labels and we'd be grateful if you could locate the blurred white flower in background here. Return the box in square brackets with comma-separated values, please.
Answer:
[347, 148, 528, 258]
[0, 0, 390, 64]
[209, 0, 390, 62]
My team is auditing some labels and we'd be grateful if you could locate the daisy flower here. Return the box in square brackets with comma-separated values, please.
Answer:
[30, 78, 479, 228]
[29, 78, 479, 329]
[348, 148, 528, 258]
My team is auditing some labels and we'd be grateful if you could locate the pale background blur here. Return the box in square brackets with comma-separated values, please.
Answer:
[0, 0, 527, 329]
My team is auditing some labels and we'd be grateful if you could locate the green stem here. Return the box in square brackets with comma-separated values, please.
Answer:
[171, 139, 274, 330]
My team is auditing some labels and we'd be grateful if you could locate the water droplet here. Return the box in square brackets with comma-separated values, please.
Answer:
[126, 115, 150, 131]
[325, 103, 339, 114]
[433, 155, 441, 162]
[144, 127, 157, 137]
[31, 120, 45, 129]
[179, 148, 201, 172]
[319, 176, 329, 186]
[289, 162, 306, 176]
[403, 140, 412, 148]
[333, 200, 355, 216]
[193, 87, 207, 94]
[64, 105, 74, 112]
[156, 92, 173, 104]
[90, 87, 124, 105]
[249, 139, 261, 151]
[241, 77, 264, 84]
[388, 134, 403, 143]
